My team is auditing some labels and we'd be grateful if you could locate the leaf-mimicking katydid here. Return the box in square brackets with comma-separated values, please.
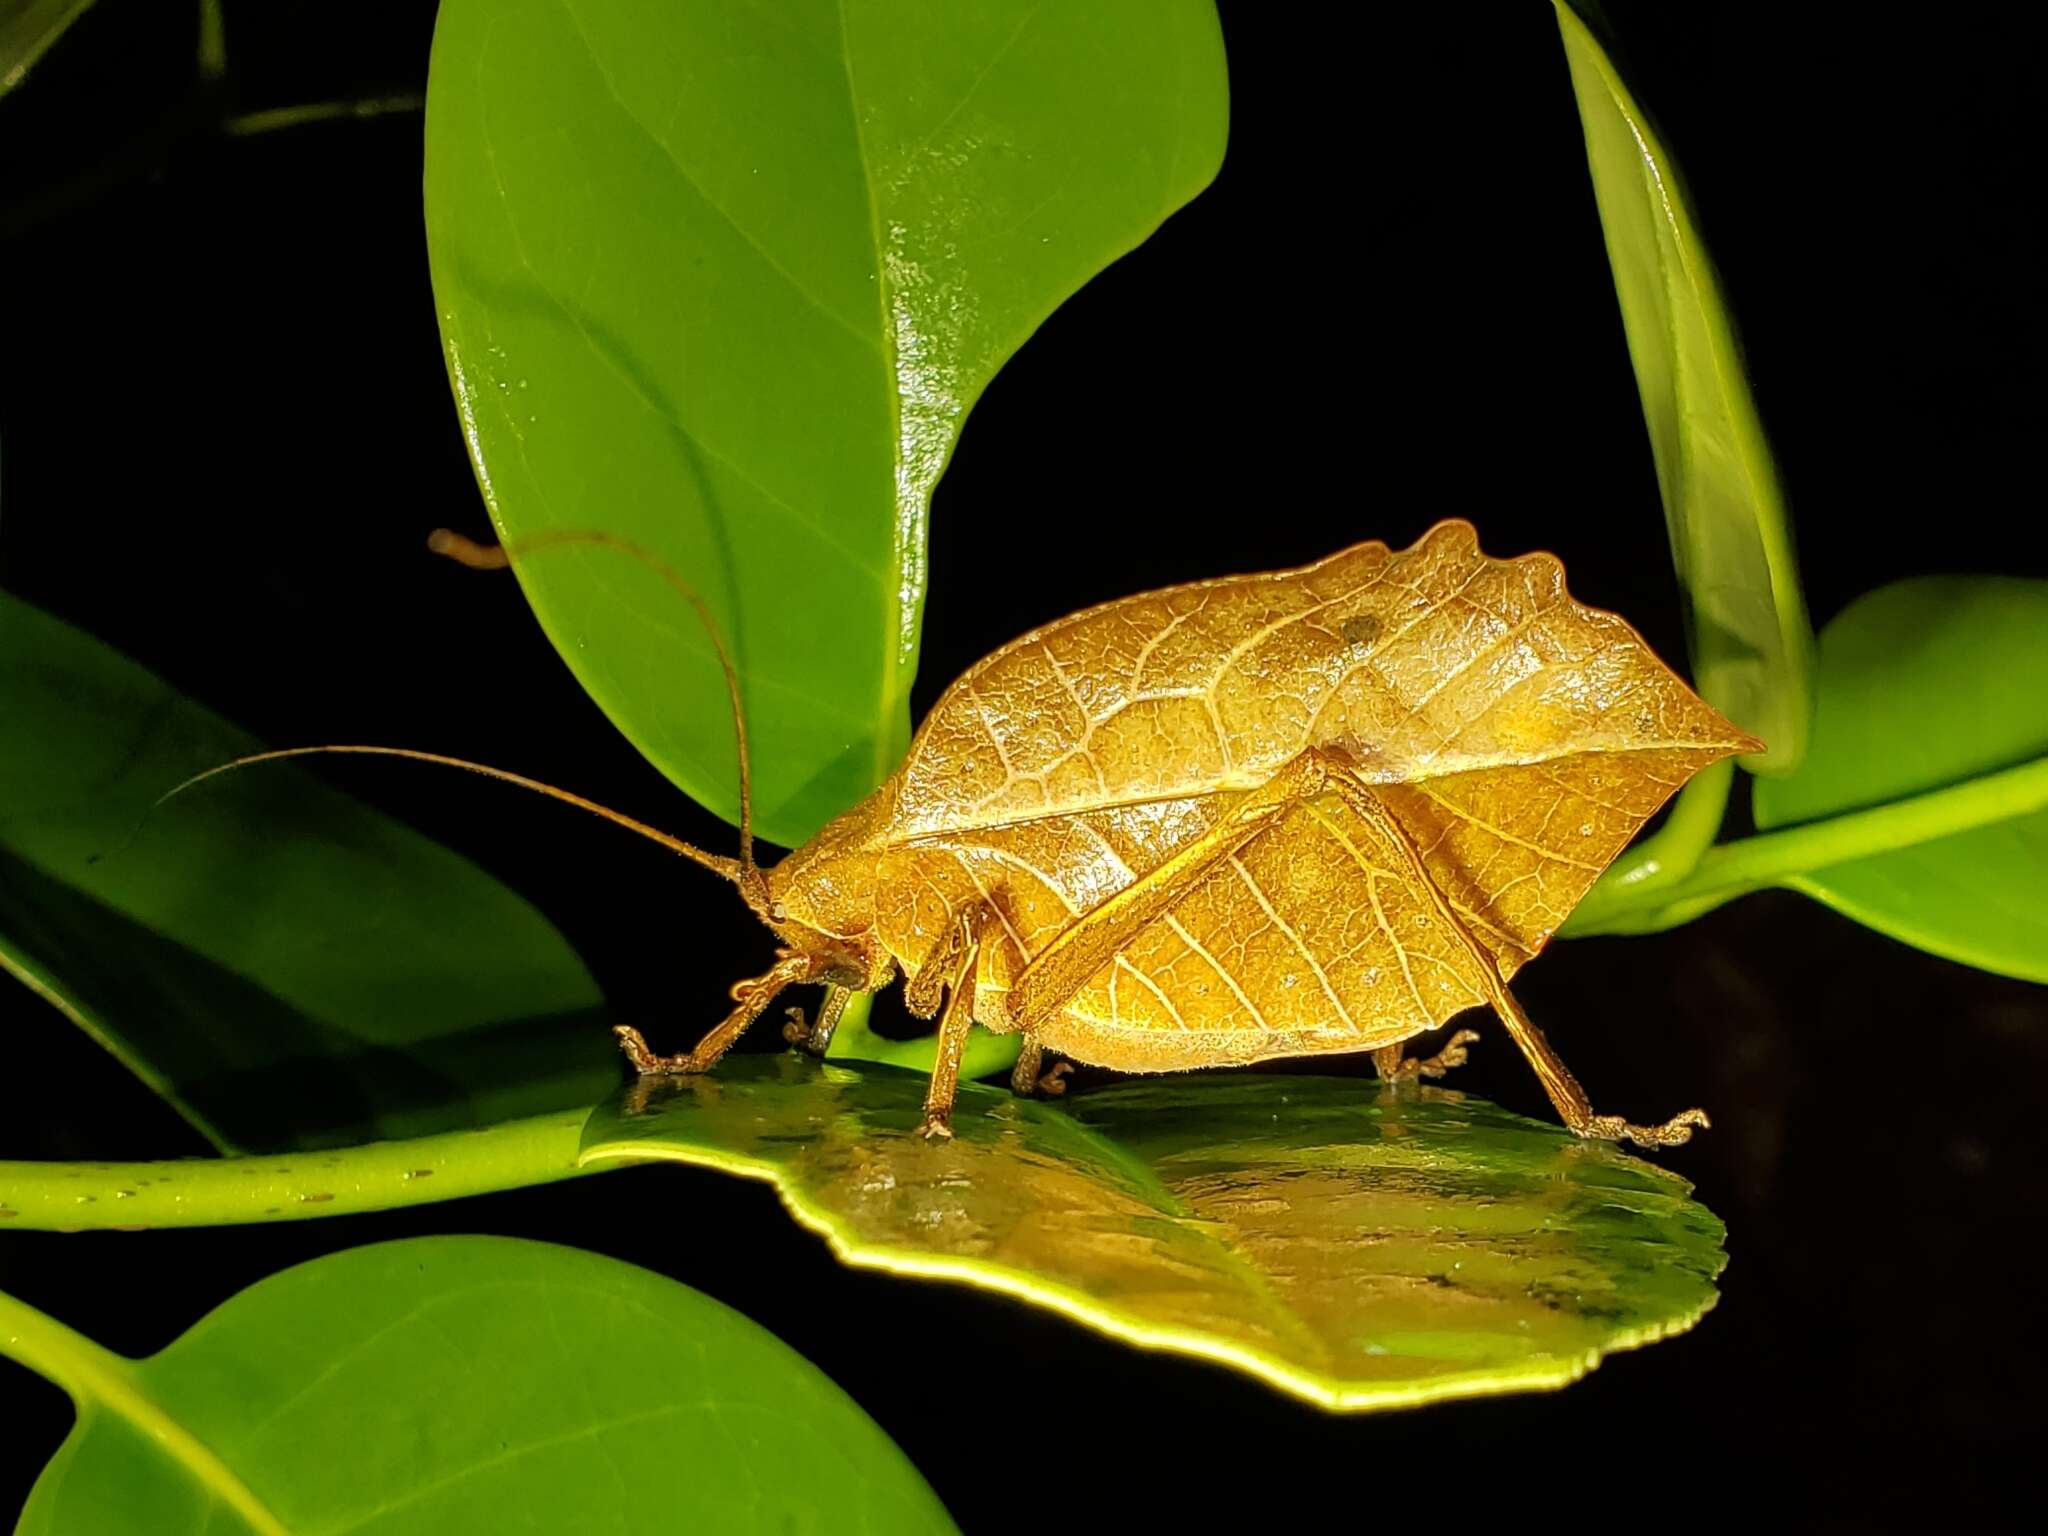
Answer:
[177, 521, 1758, 1150]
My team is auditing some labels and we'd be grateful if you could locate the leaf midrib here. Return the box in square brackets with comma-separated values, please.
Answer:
[833, 0, 909, 787]
[0, 1289, 289, 1536]
[884, 738, 1746, 850]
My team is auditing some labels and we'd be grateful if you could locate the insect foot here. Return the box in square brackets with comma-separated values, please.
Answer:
[1414, 1029, 1481, 1079]
[616, 955, 823, 1076]
[613, 1024, 704, 1076]
[1007, 1036, 1072, 1098]
[1377, 1029, 1482, 1084]
[918, 1112, 955, 1141]
[1579, 1106, 1711, 1150]
[782, 986, 852, 1057]
[779, 1001, 839, 1056]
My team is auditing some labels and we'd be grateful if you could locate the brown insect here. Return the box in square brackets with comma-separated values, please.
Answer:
[196, 521, 1758, 1150]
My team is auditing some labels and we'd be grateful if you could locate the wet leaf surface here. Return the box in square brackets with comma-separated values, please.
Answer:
[582, 1056, 1725, 1411]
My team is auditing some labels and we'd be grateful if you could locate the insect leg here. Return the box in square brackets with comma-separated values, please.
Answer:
[782, 984, 852, 1056]
[1008, 1033, 1074, 1098]
[1373, 1030, 1482, 1083]
[920, 905, 991, 1139]
[1010, 1032, 1044, 1094]
[1008, 751, 1332, 1029]
[903, 919, 971, 1019]
[616, 952, 818, 1075]
[1316, 760, 1708, 1149]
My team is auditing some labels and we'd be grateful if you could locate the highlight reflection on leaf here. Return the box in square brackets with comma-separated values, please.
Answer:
[581, 1058, 1725, 1411]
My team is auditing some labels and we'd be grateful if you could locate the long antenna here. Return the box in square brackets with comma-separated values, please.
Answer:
[429, 528, 762, 890]
[160, 745, 749, 884]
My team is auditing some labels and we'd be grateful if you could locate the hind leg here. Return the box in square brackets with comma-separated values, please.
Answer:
[1325, 770, 1707, 1149]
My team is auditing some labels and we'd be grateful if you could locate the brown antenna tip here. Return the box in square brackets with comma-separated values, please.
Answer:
[428, 528, 511, 570]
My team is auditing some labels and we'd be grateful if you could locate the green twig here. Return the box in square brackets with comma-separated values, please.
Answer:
[195, 0, 224, 81]
[1564, 756, 2048, 936]
[0, 1108, 609, 1232]
[23, 759, 2030, 1233]
[1574, 758, 1734, 908]
[221, 93, 424, 137]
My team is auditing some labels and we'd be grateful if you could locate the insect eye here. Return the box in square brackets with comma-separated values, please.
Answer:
[770, 901, 788, 922]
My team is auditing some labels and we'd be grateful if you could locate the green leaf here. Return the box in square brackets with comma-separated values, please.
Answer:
[4, 1236, 955, 1534]
[1554, 2, 1813, 776]
[1752, 577, 2048, 981]
[0, 0, 94, 98]
[423, 0, 1229, 846]
[582, 1057, 1725, 1412]
[0, 592, 615, 1152]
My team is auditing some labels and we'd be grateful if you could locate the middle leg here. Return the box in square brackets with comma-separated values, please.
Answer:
[920, 904, 991, 1139]
[1373, 1029, 1482, 1083]
[782, 983, 853, 1056]
[1009, 1032, 1073, 1098]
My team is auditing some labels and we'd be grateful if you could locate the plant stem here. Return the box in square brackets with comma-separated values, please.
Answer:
[221, 93, 424, 137]
[0, 1286, 291, 1533]
[0, 1107, 609, 1233]
[1564, 755, 2048, 936]
[1575, 758, 1734, 906]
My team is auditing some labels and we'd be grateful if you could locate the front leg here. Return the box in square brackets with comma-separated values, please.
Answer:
[616, 951, 818, 1075]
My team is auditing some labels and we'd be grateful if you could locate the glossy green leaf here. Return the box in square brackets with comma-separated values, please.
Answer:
[582, 1057, 1725, 1412]
[423, 0, 1229, 846]
[1751, 577, 2048, 981]
[0, 0, 94, 98]
[4, 1236, 955, 1534]
[1555, 1, 1812, 775]
[0, 593, 614, 1152]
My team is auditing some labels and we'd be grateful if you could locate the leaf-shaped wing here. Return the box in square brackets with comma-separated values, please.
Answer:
[888, 520, 1754, 840]
[1018, 745, 1728, 1070]
[793, 522, 1755, 1061]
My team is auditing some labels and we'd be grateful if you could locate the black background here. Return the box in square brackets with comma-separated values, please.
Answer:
[3, 1, 2043, 1526]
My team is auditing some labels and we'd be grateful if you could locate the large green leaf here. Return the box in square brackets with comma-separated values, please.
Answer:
[582, 1057, 1725, 1411]
[0, 0, 94, 98]
[0, 593, 614, 1152]
[1752, 577, 2048, 981]
[1555, 2, 1812, 776]
[423, 0, 1229, 846]
[5, 1236, 955, 1534]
